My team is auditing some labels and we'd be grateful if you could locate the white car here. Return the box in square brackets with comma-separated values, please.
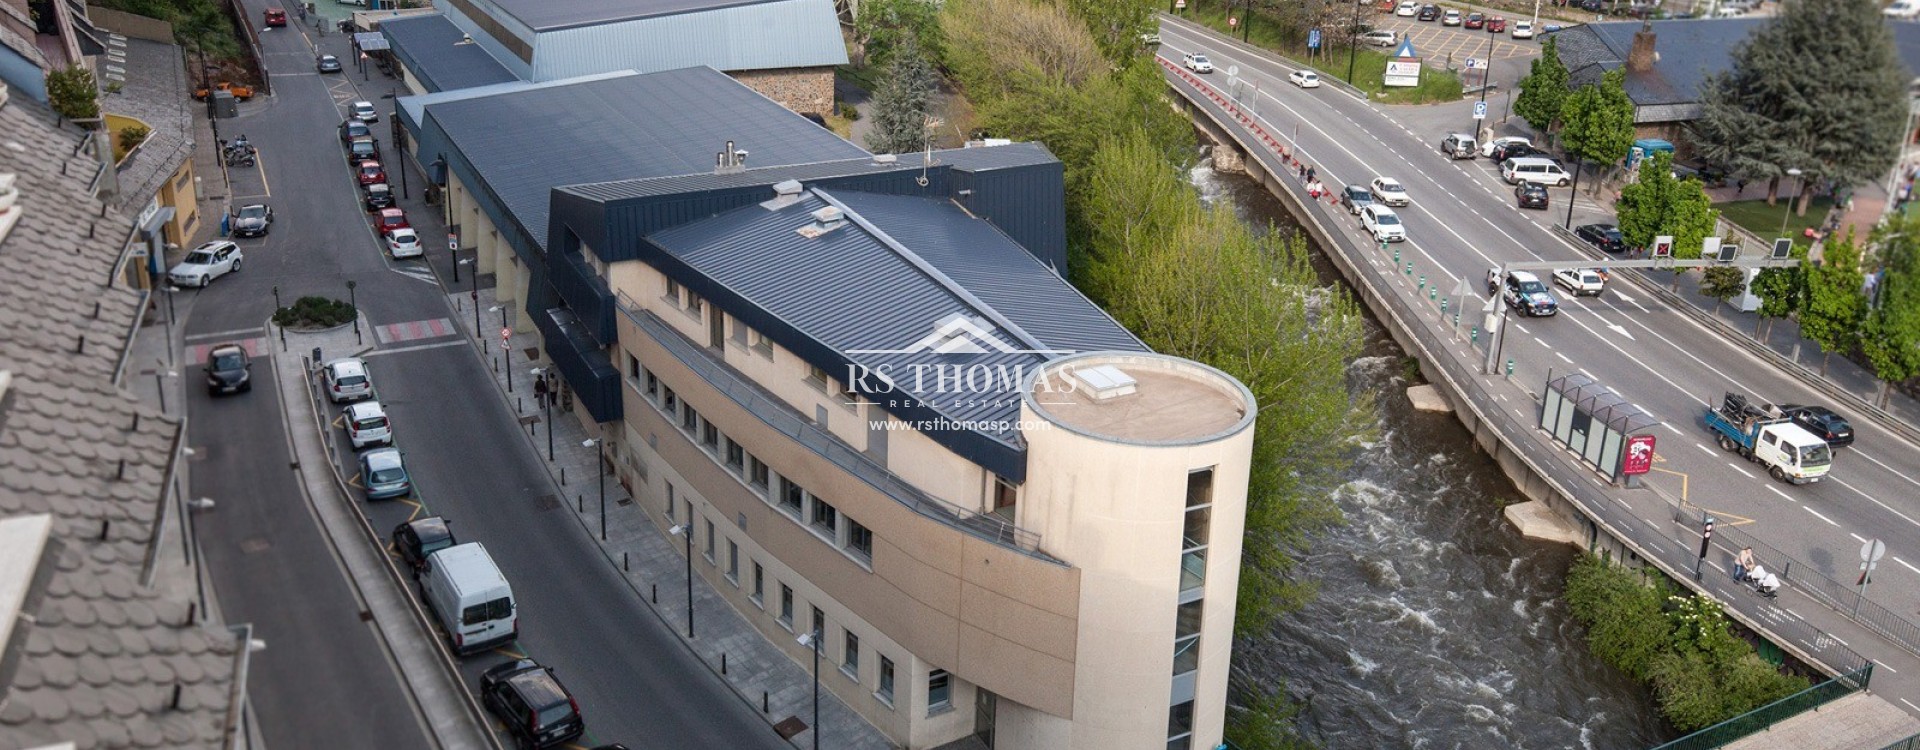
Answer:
[168, 240, 242, 287]
[1481, 135, 1531, 158]
[350, 100, 379, 123]
[1183, 52, 1214, 73]
[1289, 70, 1321, 88]
[1887, 0, 1920, 18]
[1362, 29, 1398, 47]
[1370, 176, 1410, 207]
[1510, 20, 1534, 39]
[1396, 0, 1417, 16]
[343, 401, 393, 449]
[323, 358, 374, 403]
[1552, 268, 1607, 297]
[1361, 205, 1406, 243]
[1441, 8, 1462, 25]
[386, 227, 423, 259]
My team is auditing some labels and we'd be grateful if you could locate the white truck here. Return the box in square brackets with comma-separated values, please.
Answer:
[1704, 392, 1833, 484]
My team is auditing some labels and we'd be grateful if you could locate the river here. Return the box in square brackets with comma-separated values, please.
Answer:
[1191, 163, 1673, 749]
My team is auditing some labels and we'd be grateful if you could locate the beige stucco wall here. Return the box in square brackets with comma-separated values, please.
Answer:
[728, 66, 836, 116]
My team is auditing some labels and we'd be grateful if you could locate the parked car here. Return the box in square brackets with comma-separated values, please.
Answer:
[358, 447, 412, 500]
[1485, 16, 1507, 32]
[392, 516, 457, 575]
[1396, 0, 1417, 15]
[343, 401, 393, 449]
[263, 7, 286, 26]
[340, 119, 371, 143]
[1417, 4, 1440, 21]
[1887, 0, 1920, 18]
[1511, 20, 1535, 38]
[204, 344, 252, 395]
[364, 183, 396, 211]
[1480, 136, 1530, 159]
[357, 161, 388, 186]
[347, 137, 378, 162]
[1340, 184, 1375, 215]
[1514, 181, 1550, 209]
[421, 542, 517, 653]
[1551, 268, 1606, 297]
[480, 659, 585, 749]
[1463, 12, 1484, 28]
[1362, 29, 1398, 46]
[350, 100, 379, 123]
[1489, 269, 1559, 316]
[387, 227, 424, 259]
[1289, 70, 1321, 88]
[1775, 405, 1855, 448]
[316, 54, 342, 73]
[1369, 176, 1410, 207]
[322, 357, 374, 403]
[1442, 9, 1463, 25]
[1502, 157, 1571, 186]
[1183, 52, 1215, 73]
[373, 207, 410, 235]
[168, 240, 242, 288]
[1441, 132, 1477, 159]
[1361, 204, 1407, 243]
[1574, 223, 1627, 254]
[1497, 144, 1552, 163]
[231, 203, 273, 237]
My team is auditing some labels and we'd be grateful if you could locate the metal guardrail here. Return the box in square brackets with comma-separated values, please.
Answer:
[1649, 665, 1873, 750]
[1883, 732, 1920, 750]
[1713, 519, 1920, 660]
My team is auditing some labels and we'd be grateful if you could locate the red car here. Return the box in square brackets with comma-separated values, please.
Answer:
[1463, 12, 1484, 28]
[1486, 15, 1507, 32]
[264, 7, 286, 26]
[373, 208, 409, 235]
[357, 161, 387, 186]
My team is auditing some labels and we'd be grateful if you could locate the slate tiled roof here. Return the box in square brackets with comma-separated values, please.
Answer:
[95, 34, 193, 212]
[380, 14, 517, 93]
[0, 93, 240, 750]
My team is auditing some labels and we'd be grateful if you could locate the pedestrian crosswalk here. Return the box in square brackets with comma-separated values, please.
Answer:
[188, 337, 268, 365]
[376, 317, 455, 345]
[390, 264, 438, 284]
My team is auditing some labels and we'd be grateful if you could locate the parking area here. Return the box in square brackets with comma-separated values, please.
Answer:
[1370, 12, 1541, 63]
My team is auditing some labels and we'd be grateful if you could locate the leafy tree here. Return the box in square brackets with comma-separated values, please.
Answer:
[865, 37, 938, 154]
[1615, 152, 1720, 259]
[1700, 267, 1748, 313]
[1513, 36, 1569, 144]
[1559, 68, 1636, 188]
[853, 0, 943, 67]
[45, 65, 99, 121]
[1063, 0, 1156, 65]
[1225, 681, 1316, 750]
[1689, 0, 1908, 215]
[1750, 257, 1806, 343]
[1800, 227, 1868, 375]
[1861, 223, 1920, 405]
[1564, 554, 1670, 681]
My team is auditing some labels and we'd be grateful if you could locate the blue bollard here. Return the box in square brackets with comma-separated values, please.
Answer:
[1506, 358, 1515, 377]
[1472, 326, 1479, 344]
[1405, 262, 1414, 276]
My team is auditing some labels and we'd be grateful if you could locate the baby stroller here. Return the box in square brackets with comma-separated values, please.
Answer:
[1741, 564, 1781, 599]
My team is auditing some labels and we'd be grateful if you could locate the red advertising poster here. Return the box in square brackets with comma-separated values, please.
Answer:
[1622, 434, 1656, 476]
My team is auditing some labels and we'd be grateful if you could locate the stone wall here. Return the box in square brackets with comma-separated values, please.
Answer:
[730, 66, 836, 116]
[88, 7, 174, 43]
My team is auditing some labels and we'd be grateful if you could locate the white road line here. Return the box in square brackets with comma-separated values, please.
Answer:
[1904, 698, 1920, 714]
[185, 327, 265, 342]
[1767, 486, 1793, 501]
[1802, 505, 1840, 527]
[1877, 660, 1898, 674]
[1555, 352, 1572, 364]
[1852, 532, 1869, 544]
[1727, 464, 1753, 480]
[1695, 442, 1717, 457]
[1829, 475, 1920, 530]
[362, 340, 468, 358]
[1664, 423, 1684, 435]
[1895, 556, 1920, 576]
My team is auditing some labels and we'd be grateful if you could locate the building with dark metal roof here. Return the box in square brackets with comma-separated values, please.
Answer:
[379, 13, 517, 94]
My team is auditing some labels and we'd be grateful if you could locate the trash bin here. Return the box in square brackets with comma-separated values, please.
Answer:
[211, 91, 238, 118]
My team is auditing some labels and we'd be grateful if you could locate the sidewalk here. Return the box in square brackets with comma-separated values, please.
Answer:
[444, 285, 894, 750]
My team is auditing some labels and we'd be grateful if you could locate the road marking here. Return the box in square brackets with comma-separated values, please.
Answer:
[1877, 660, 1898, 674]
[1767, 486, 1792, 501]
[1895, 556, 1920, 576]
[1852, 533, 1870, 544]
[1695, 442, 1716, 457]
[1554, 352, 1571, 364]
[363, 340, 468, 358]
[187, 337, 268, 365]
[1905, 698, 1920, 714]
[1727, 464, 1752, 480]
[1802, 505, 1839, 527]
[375, 317, 455, 345]
[1663, 423, 1684, 435]
[1828, 475, 1920, 530]
[185, 327, 265, 342]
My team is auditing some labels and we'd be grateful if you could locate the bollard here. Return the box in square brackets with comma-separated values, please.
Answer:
[578, 495, 584, 512]
[1404, 262, 1413, 276]
[1441, 298, 1449, 315]
[624, 552, 630, 571]
[1453, 311, 1461, 328]
[312, 347, 322, 365]
[722, 653, 728, 675]
[1429, 287, 1437, 302]
[1472, 326, 1479, 345]
[1418, 275, 1426, 292]
[1394, 247, 1401, 265]
[1506, 358, 1515, 378]
[517, 397, 522, 413]
[561, 467, 567, 485]
[652, 583, 658, 603]
[763, 691, 769, 713]
[493, 357, 499, 372]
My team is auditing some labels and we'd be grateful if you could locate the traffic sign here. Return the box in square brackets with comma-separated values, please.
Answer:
[1652, 235, 1674, 258]
[1175, 0, 1186, 7]
[500, 327, 511, 346]
[1308, 28, 1322, 49]
[1464, 57, 1481, 70]
[1227, 65, 1240, 78]
[1472, 101, 1487, 120]
[1229, 15, 1238, 26]
[447, 232, 458, 251]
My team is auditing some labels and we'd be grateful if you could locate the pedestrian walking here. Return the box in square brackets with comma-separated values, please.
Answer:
[1297, 162, 1308, 180]
[534, 373, 550, 409]
[1734, 547, 1756, 582]
[1306, 166, 1317, 184]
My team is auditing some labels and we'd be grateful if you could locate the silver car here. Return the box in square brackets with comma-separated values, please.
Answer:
[359, 447, 411, 500]
[168, 241, 243, 287]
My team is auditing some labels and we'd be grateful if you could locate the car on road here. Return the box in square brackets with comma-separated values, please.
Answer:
[1502, 156, 1571, 186]
[316, 54, 341, 73]
[1495, 143, 1551, 163]
[1369, 176, 1410, 206]
[347, 137, 378, 162]
[392, 516, 457, 575]
[323, 357, 374, 403]
[1441, 132, 1477, 159]
[350, 100, 379, 123]
[1888, 0, 1920, 18]
[263, 7, 286, 26]
[1480, 135, 1530, 159]
[358, 447, 412, 500]
[340, 119, 371, 143]
[1362, 29, 1398, 46]
[1490, 269, 1559, 316]
[1775, 404, 1855, 448]
[1361, 204, 1406, 243]
[1511, 20, 1535, 38]
[204, 344, 252, 395]
[1463, 12, 1484, 28]
[1183, 52, 1215, 73]
[1514, 181, 1550, 209]
[230, 203, 273, 237]
[343, 401, 393, 449]
[357, 160, 387, 186]
[480, 659, 585, 749]
[1396, 0, 1417, 15]
[168, 240, 242, 288]
[373, 207, 410, 235]
[1551, 268, 1606, 296]
[1417, 4, 1440, 21]
[1485, 16, 1506, 32]
[1289, 70, 1321, 88]
[1442, 9, 1462, 25]
[387, 227, 424, 259]
[364, 183, 395, 211]
[1340, 184, 1375, 215]
[1574, 223, 1627, 254]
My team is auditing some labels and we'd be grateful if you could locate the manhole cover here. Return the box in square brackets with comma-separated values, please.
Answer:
[773, 717, 808, 739]
[239, 537, 271, 554]
[617, 496, 633, 506]
[535, 494, 560, 511]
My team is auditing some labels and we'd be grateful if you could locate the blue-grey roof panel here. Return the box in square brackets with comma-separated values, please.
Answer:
[422, 66, 866, 252]
[492, 0, 780, 31]
[562, 142, 1059, 202]
[381, 14, 519, 92]
[530, 0, 848, 77]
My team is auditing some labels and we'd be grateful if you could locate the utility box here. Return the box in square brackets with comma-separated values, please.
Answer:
[211, 91, 238, 119]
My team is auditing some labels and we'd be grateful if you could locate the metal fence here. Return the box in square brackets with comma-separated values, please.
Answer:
[1883, 733, 1920, 750]
[1712, 519, 1920, 661]
[1649, 665, 1873, 750]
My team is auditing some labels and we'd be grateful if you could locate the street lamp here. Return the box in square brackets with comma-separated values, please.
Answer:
[1781, 167, 1805, 237]
[584, 438, 608, 542]
[797, 630, 822, 750]
[532, 367, 552, 460]
[346, 280, 361, 345]
[491, 306, 513, 392]
[459, 258, 479, 351]
[1472, 29, 1496, 139]
[1347, 0, 1362, 83]
[668, 522, 696, 639]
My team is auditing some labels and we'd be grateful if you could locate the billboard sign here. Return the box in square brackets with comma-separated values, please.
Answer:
[1385, 39, 1421, 87]
[1622, 434, 1656, 476]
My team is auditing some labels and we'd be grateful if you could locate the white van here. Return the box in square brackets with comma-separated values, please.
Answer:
[1502, 157, 1570, 186]
[420, 542, 517, 655]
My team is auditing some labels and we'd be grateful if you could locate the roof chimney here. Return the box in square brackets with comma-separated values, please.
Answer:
[1627, 19, 1657, 73]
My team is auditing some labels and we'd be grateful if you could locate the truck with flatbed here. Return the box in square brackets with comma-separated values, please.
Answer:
[1704, 391, 1833, 484]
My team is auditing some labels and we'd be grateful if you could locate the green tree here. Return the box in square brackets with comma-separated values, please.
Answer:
[853, 0, 943, 67]
[1700, 267, 1748, 313]
[1225, 681, 1316, 750]
[1689, 0, 1908, 215]
[1513, 36, 1569, 143]
[1559, 68, 1636, 191]
[1800, 227, 1868, 375]
[1750, 258, 1806, 343]
[1862, 224, 1920, 405]
[1564, 554, 1670, 681]
[865, 37, 938, 154]
[1615, 152, 1720, 259]
[44, 65, 99, 121]
[1063, 0, 1155, 65]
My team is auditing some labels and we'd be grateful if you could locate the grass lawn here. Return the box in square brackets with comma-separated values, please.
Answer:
[1716, 196, 1835, 242]
[1178, 7, 1463, 104]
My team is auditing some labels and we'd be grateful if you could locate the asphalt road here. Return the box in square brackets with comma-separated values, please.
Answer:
[180, 8, 796, 748]
[1156, 19, 1920, 705]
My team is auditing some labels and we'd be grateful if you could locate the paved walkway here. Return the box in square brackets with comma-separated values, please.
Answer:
[443, 286, 894, 750]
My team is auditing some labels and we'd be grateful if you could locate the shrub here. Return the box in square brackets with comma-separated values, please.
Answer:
[272, 296, 357, 329]
[45, 65, 100, 121]
[837, 101, 861, 121]
[116, 125, 152, 161]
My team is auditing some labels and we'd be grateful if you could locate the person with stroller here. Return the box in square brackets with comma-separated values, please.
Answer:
[1733, 547, 1756, 582]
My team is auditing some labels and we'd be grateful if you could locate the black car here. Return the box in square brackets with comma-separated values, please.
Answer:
[391, 516, 457, 575]
[1494, 143, 1551, 163]
[1575, 223, 1627, 254]
[316, 54, 341, 73]
[1514, 182, 1549, 209]
[340, 119, 372, 143]
[347, 137, 379, 162]
[1776, 404, 1855, 448]
[204, 343, 251, 395]
[1417, 3, 1440, 20]
[1340, 184, 1375, 215]
[230, 203, 273, 237]
[481, 660, 584, 749]
[364, 183, 396, 211]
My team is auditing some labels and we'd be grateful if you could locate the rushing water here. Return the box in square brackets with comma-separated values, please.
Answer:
[1190, 163, 1673, 749]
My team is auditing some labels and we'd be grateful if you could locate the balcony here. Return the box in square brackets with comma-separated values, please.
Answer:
[618, 294, 1058, 563]
[537, 307, 622, 423]
[548, 246, 616, 345]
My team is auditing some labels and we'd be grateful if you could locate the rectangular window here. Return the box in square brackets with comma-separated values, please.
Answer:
[806, 364, 829, 389]
[686, 292, 705, 318]
[879, 657, 896, 705]
[811, 606, 825, 638]
[811, 498, 838, 535]
[779, 477, 804, 515]
[843, 630, 860, 678]
[725, 439, 745, 471]
[731, 317, 750, 345]
[727, 540, 740, 583]
[702, 421, 719, 450]
[1182, 469, 1214, 593]
[750, 457, 769, 489]
[665, 482, 676, 519]
[1168, 700, 1195, 750]
[927, 669, 952, 713]
[662, 386, 678, 414]
[1172, 600, 1203, 677]
[993, 475, 1017, 512]
[779, 585, 794, 629]
[681, 403, 699, 432]
[848, 519, 873, 560]
[627, 354, 640, 380]
[645, 369, 658, 397]
[750, 330, 774, 358]
[665, 278, 682, 305]
[704, 519, 716, 562]
[752, 562, 765, 605]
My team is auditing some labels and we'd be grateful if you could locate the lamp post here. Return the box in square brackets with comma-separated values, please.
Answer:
[668, 522, 696, 639]
[533, 367, 553, 460]
[584, 438, 607, 542]
[346, 280, 360, 345]
[491, 305, 512, 392]
[1781, 167, 1805, 237]
[1347, 0, 1362, 83]
[459, 258, 480, 352]
[1474, 30, 1496, 139]
[797, 630, 821, 750]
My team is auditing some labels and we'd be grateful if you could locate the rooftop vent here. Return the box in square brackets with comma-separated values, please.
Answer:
[795, 205, 847, 239]
[1072, 365, 1137, 401]
[0, 173, 21, 245]
[761, 179, 807, 211]
[715, 140, 749, 174]
[965, 138, 1013, 148]
[773, 179, 803, 196]
[871, 154, 898, 165]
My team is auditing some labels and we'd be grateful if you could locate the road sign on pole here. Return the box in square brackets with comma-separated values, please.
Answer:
[501, 327, 511, 347]
[1309, 28, 1322, 49]
[447, 232, 458, 251]
[1652, 235, 1674, 258]
[1473, 101, 1487, 120]
[1856, 538, 1887, 614]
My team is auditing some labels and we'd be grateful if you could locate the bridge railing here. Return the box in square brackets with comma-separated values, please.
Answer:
[1712, 519, 1920, 660]
[1649, 664, 1873, 750]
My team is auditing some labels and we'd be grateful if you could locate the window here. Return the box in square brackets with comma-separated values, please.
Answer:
[681, 403, 699, 432]
[702, 421, 719, 450]
[811, 606, 825, 638]
[731, 317, 750, 346]
[927, 669, 952, 713]
[848, 519, 873, 560]
[806, 364, 829, 389]
[750, 330, 774, 358]
[1182, 469, 1214, 593]
[1168, 700, 1195, 750]
[779, 585, 794, 628]
[753, 562, 765, 605]
[843, 630, 860, 678]
[727, 540, 739, 583]
[627, 354, 641, 380]
[811, 498, 838, 535]
[686, 292, 705, 318]
[992, 475, 1017, 514]
[779, 477, 804, 515]
[665, 278, 682, 305]
[662, 386, 678, 414]
[750, 456, 769, 489]
[879, 657, 895, 705]
[645, 369, 658, 398]
[704, 519, 716, 562]
[1172, 600, 1202, 677]
[725, 439, 745, 471]
[665, 482, 676, 519]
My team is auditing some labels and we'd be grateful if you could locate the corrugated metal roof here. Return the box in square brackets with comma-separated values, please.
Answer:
[491, 0, 781, 31]
[564, 142, 1058, 203]
[421, 65, 864, 253]
[381, 14, 518, 93]
[529, 0, 846, 79]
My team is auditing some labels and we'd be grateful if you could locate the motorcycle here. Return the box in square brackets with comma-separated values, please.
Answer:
[223, 137, 256, 167]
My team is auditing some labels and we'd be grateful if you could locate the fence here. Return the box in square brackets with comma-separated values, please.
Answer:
[1883, 733, 1920, 750]
[1649, 664, 1874, 750]
[1712, 518, 1920, 661]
